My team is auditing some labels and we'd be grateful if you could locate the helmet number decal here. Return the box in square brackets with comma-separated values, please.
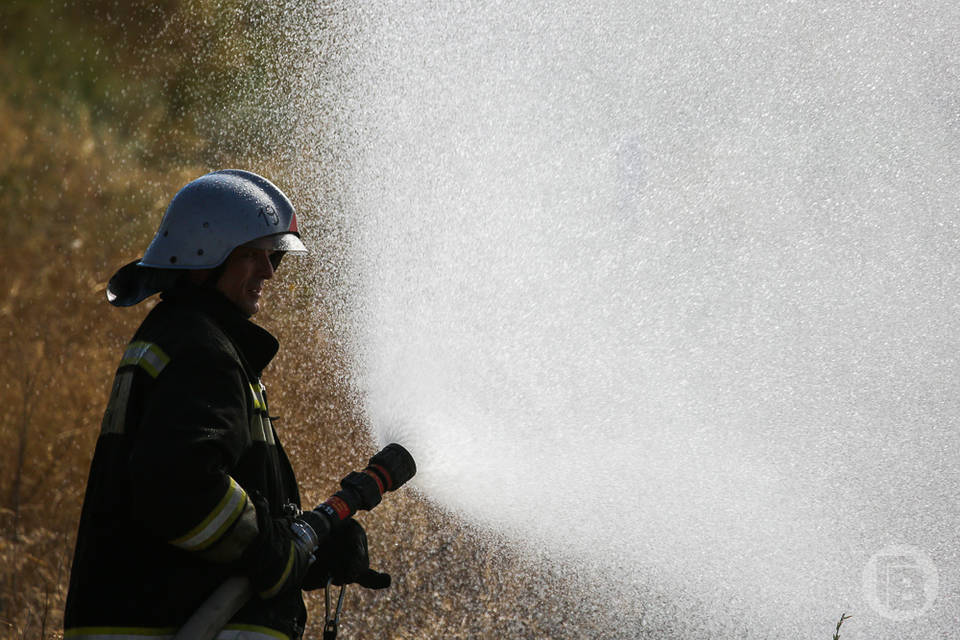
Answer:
[258, 205, 280, 227]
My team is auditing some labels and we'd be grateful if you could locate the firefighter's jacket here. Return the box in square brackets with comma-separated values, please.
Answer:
[65, 286, 306, 639]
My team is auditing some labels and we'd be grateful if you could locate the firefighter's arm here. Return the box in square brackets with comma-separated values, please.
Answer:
[129, 345, 308, 598]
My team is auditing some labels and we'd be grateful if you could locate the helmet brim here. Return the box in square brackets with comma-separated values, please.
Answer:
[243, 232, 308, 254]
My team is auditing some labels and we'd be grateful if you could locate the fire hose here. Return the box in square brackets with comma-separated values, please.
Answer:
[174, 443, 417, 640]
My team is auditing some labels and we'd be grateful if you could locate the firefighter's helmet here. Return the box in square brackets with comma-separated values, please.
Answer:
[107, 170, 307, 307]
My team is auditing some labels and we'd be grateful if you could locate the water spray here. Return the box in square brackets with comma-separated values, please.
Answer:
[174, 443, 417, 640]
[266, 1, 960, 636]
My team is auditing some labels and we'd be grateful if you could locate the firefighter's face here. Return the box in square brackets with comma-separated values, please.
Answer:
[217, 246, 275, 316]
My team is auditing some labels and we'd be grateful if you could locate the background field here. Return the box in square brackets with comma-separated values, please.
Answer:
[0, 2, 602, 638]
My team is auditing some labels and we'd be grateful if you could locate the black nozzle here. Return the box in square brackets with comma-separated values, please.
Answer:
[367, 443, 417, 492]
[312, 443, 418, 527]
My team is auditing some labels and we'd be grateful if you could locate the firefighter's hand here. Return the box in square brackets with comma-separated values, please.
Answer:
[302, 519, 391, 591]
[241, 494, 315, 599]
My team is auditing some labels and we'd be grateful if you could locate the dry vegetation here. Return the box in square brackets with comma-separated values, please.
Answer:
[0, 2, 614, 638]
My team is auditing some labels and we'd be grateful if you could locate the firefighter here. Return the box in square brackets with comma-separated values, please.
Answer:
[64, 170, 386, 640]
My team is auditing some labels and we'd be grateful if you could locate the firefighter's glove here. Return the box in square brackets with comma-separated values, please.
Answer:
[241, 494, 314, 599]
[301, 519, 391, 591]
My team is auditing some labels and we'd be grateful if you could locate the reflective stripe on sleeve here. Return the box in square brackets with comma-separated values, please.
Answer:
[120, 341, 171, 378]
[258, 541, 296, 600]
[169, 477, 248, 552]
[197, 495, 259, 564]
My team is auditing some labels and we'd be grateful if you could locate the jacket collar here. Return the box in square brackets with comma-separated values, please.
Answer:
[160, 285, 279, 375]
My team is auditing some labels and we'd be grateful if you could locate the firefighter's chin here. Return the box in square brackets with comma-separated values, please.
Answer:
[223, 283, 264, 317]
[242, 286, 263, 316]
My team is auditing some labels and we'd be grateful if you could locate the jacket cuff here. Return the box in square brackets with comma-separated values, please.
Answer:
[167, 477, 259, 563]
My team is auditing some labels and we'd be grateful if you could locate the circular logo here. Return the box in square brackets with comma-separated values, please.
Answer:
[862, 544, 938, 621]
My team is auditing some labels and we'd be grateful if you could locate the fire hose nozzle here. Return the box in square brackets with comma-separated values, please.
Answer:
[368, 442, 417, 492]
[306, 443, 417, 537]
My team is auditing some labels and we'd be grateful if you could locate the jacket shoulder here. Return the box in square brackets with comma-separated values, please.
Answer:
[132, 300, 242, 370]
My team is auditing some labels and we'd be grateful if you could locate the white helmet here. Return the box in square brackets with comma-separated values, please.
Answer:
[107, 170, 307, 306]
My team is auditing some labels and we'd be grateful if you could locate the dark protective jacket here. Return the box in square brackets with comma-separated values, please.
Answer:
[65, 286, 306, 640]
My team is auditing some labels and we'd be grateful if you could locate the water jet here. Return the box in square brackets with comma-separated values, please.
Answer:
[274, 2, 960, 637]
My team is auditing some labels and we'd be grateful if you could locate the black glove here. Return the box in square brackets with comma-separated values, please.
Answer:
[240, 494, 314, 599]
[301, 519, 391, 591]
